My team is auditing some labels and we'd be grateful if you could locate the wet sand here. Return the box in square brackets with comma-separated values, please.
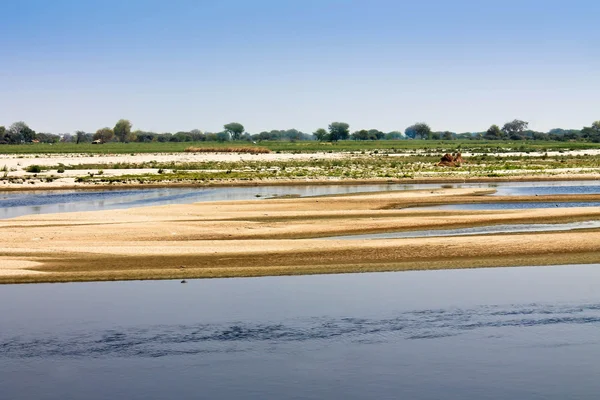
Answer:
[2, 188, 600, 283]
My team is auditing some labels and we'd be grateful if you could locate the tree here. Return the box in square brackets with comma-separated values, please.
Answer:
[75, 130, 86, 144]
[7, 121, 36, 143]
[189, 129, 205, 141]
[328, 122, 350, 142]
[351, 130, 370, 140]
[501, 119, 528, 140]
[385, 131, 404, 140]
[404, 123, 431, 139]
[313, 128, 328, 141]
[114, 119, 133, 142]
[442, 131, 454, 140]
[0, 126, 6, 143]
[484, 124, 502, 140]
[368, 129, 385, 140]
[581, 121, 600, 143]
[216, 131, 231, 142]
[36, 133, 60, 143]
[224, 122, 244, 140]
[93, 127, 114, 143]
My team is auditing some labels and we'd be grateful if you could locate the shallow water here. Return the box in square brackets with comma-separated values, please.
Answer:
[324, 220, 600, 239]
[417, 202, 600, 211]
[1, 180, 599, 219]
[2, 265, 600, 399]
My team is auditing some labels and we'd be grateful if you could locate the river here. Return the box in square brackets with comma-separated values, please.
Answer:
[1, 180, 600, 219]
[2, 265, 600, 399]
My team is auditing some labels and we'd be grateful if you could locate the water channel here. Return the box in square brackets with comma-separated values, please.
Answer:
[2, 265, 600, 399]
[2, 180, 599, 219]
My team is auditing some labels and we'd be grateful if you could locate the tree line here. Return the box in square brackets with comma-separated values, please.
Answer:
[1, 119, 599, 145]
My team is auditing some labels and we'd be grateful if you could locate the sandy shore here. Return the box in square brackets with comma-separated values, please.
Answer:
[2, 188, 600, 284]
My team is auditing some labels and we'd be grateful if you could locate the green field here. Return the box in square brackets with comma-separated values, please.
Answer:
[2, 140, 600, 155]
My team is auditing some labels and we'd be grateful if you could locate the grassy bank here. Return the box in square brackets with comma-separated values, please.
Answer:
[3, 140, 600, 154]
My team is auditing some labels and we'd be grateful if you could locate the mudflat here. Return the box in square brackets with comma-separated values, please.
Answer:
[2, 188, 600, 284]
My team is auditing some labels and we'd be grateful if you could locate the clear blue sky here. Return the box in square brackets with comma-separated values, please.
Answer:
[1, 0, 598, 134]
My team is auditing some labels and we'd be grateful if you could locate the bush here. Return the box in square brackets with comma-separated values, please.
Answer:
[25, 165, 42, 173]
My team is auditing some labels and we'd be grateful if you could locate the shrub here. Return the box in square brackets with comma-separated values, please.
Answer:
[25, 165, 42, 173]
[184, 146, 271, 154]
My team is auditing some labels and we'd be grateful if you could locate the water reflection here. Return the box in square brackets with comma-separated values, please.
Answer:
[324, 220, 600, 239]
[416, 202, 600, 211]
[1, 180, 600, 219]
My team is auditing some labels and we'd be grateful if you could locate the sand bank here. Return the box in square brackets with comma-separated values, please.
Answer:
[2, 188, 600, 283]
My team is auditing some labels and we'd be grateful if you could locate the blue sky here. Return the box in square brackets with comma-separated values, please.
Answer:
[1, 0, 598, 134]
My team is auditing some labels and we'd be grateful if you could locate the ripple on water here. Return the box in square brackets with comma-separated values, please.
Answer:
[3, 302, 600, 359]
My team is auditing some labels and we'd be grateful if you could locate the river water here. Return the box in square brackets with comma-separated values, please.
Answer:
[1, 180, 599, 219]
[2, 265, 600, 399]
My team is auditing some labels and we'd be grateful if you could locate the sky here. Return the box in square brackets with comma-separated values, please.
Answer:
[0, 0, 598, 134]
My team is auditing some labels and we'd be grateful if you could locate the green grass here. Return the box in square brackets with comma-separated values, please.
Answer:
[2, 140, 600, 154]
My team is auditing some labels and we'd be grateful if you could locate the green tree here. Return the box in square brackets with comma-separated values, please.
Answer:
[0, 126, 6, 143]
[581, 121, 600, 143]
[224, 122, 244, 140]
[385, 131, 404, 140]
[313, 128, 328, 141]
[404, 123, 431, 139]
[442, 131, 454, 140]
[501, 119, 528, 140]
[368, 129, 385, 140]
[75, 130, 86, 144]
[93, 127, 114, 143]
[484, 124, 502, 140]
[351, 130, 370, 140]
[7, 121, 36, 143]
[216, 131, 231, 142]
[328, 122, 350, 142]
[114, 119, 133, 142]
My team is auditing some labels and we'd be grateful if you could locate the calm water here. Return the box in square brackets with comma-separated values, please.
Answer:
[1, 180, 599, 219]
[324, 220, 600, 239]
[418, 202, 600, 211]
[2, 265, 600, 399]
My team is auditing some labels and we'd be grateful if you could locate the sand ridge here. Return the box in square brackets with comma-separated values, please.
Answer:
[2, 187, 600, 283]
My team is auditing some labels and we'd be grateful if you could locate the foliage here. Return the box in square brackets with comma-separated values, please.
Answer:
[3, 139, 600, 155]
[224, 122, 245, 140]
[185, 146, 271, 154]
[6, 121, 36, 143]
[501, 119, 529, 140]
[485, 124, 503, 140]
[328, 122, 350, 142]
[581, 121, 600, 143]
[75, 130, 87, 144]
[404, 123, 431, 139]
[25, 165, 43, 173]
[114, 119, 134, 142]
[93, 127, 114, 143]
[313, 128, 328, 141]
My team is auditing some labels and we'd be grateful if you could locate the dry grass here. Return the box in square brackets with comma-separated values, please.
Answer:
[184, 146, 271, 154]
